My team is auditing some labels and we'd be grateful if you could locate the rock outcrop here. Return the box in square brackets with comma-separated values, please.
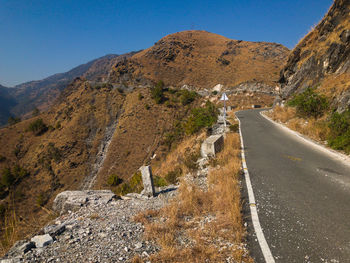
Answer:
[279, 0, 350, 112]
[52, 190, 116, 215]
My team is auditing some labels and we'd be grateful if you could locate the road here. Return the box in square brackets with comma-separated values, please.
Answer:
[236, 109, 350, 263]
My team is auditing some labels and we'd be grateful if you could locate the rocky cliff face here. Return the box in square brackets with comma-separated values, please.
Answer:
[109, 30, 289, 89]
[280, 0, 350, 112]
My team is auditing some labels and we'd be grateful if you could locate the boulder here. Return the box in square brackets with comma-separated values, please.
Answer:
[212, 84, 223, 92]
[4, 240, 35, 258]
[44, 223, 66, 238]
[53, 190, 116, 215]
[201, 135, 224, 158]
[31, 234, 53, 248]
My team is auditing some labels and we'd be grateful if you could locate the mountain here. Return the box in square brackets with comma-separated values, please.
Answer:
[279, 0, 350, 112]
[0, 53, 138, 125]
[0, 85, 16, 124]
[109, 30, 289, 89]
[0, 30, 288, 253]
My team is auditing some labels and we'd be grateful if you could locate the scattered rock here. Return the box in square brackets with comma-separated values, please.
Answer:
[31, 234, 53, 248]
[53, 190, 116, 214]
[44, 223, 66, 238]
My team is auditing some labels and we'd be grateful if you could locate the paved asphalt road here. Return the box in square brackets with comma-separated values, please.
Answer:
[236, 109, 350, 263]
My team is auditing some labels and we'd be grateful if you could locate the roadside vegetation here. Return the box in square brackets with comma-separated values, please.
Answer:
[162, 101, 218, 150]
[268, 88, 350, 154]
[133, 132, 252, 262]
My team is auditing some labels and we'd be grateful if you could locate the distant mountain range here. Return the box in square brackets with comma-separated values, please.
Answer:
[0, 52, 138, 125]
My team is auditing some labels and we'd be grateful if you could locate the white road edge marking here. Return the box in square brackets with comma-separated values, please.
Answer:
[236, 112, 275, 263]
[260, 110, 350, 168]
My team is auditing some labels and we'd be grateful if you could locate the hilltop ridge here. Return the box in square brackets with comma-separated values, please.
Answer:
[109, 30, 289, 88]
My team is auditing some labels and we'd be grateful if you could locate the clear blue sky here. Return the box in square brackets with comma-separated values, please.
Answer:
[0, 0, 333, 87]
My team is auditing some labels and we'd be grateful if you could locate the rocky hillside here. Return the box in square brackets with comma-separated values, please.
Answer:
[0, 30, 289, 254]
[0, 85, 16, 125]
[109, 30, 289, 89]
[0, 53, 138, 126]
[280, 0, 350, 112]
[0, 77, 200, 254]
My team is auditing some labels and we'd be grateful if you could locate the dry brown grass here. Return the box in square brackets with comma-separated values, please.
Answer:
[110, 30, 289, 89]
[152, 131, 206, 178]
[134, 133, 252, 262]
[267, 106, 330, 142]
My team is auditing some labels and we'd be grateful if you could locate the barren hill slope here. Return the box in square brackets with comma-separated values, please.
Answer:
[280, 0, 350, 111]
[0, 78, 200, 254]
[109, 30, 289, 89]
[0, 53, 138, 126]
[0, 30, 289, 254]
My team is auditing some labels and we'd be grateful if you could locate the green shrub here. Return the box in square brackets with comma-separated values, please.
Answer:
[151, 85, 164, 104]
[0, 165, 29, 188]
[183, 101, 218, 135]
[138, 93, 144, 100]
[36, 192, 49, 207]
[117, 183, 133, 196]
[27, 118, 48, 135]
[162, 121, 184, 149]
[0, 155, 6, 162]
[229, 124, 239, 132]
[179, 90, 197, 105]
[168, 88, 177, 94]
[129, 171, 143, 192]
[165, 167, 182, 184]
[8, 116, 21, 125]
[327, 110, 350, 153]
[1, 168, 15, 187]
[107, 174, 122, 186]
[287, 88, 329, 118]
[145, 104, 150, 110]
[212, 91, 218, 95]
[184, 152, 200, 171]
[153, 176, 168, 187]
[12, 165, 29, 179]
[114, 171, 143, 196]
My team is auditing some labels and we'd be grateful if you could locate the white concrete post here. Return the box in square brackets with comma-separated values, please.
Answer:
[140, 166, 155, 197]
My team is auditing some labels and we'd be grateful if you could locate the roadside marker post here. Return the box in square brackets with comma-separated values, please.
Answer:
[220, 92, 229, 127]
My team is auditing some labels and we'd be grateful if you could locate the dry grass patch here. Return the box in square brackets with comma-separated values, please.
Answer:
[134, 133, 252, 262]
[266, 106, 330, 142]
[153, 132, 206, 180]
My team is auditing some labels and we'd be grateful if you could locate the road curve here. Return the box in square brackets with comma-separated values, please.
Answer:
[236, 109, 350, 263]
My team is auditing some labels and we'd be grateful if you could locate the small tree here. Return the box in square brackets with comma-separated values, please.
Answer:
[27, 118, 48, 135]
[151, 80, 166, 104]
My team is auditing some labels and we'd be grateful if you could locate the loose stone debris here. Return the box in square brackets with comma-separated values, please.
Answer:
[1, 186, 177, 263]
[0, 108, 248, 263]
